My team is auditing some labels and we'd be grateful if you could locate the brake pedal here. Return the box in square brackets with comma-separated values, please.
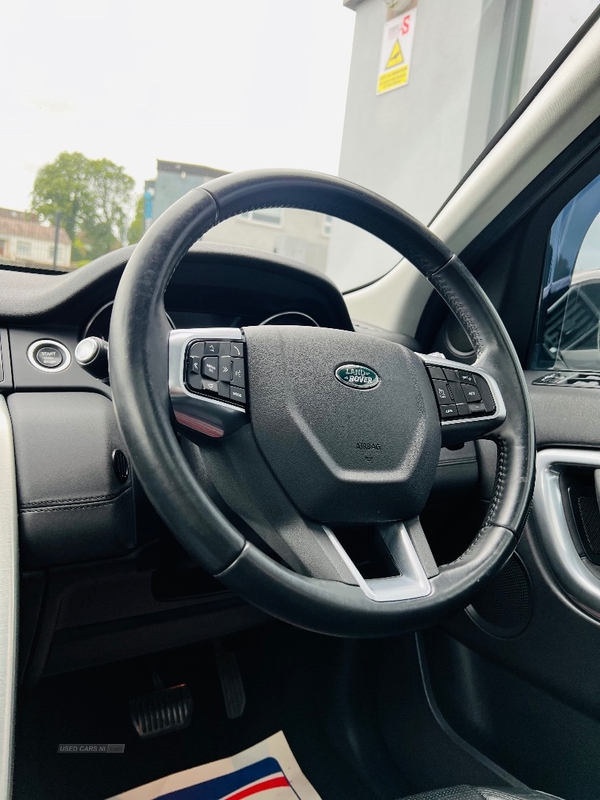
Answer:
[129, 683, 193, 738]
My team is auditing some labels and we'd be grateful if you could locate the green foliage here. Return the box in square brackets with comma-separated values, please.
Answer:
[31, 151, 135, 262]
[128, 195, 145, 245]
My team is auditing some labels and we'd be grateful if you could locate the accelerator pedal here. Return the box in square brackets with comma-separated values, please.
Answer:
[213, 640, 246, 719]
[129, 683, 193, 739]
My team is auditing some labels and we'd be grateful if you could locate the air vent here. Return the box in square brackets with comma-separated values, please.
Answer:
[533, 371, 600, 387]
[112, 449, 130, 482]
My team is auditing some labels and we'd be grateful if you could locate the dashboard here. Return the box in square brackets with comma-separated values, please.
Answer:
[0, 241, 466, 680]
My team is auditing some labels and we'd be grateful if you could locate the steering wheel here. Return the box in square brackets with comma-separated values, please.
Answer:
[110, 170, 535, 638]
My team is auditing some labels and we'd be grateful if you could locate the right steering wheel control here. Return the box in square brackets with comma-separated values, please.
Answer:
[426, 364, 496, 420]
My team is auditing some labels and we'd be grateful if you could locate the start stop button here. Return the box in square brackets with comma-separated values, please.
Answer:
[35, 345, 63, 368]
[27, 340, 71, 373]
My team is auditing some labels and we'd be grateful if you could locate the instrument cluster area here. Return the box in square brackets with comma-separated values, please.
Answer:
[82, 246, 349, 342]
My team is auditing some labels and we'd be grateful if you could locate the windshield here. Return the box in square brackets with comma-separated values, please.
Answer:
[2, 0, 598, 291]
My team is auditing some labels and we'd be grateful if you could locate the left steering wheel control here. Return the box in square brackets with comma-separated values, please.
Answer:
[185, 338, 247, 405]
[169, 329, 248, 441]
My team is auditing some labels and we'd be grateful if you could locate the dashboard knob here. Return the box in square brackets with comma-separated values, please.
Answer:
[75, 336, 109, 381]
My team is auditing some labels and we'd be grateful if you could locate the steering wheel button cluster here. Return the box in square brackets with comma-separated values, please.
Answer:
[189, 341, 205, 359]
[184, 337, 247, 408]
[202, 378, 218, 393]
[468, 401, 486, 414]
[202, 356, 219, 378]
[189, 357, 201, 374]
[425, 363, 495, 422]
[427, 366, 446, 381]
[440, 404, 459, 418]
[219, 356, 232, 382]
[448, 382, 466, 403]
[230, 386, 246, 404]
[462, 383, 481, 402]
[231, 358, 245, 388]
[432, 380, 451, 404]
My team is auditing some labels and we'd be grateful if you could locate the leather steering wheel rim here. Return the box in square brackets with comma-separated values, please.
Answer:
[110, 169, 535, 638]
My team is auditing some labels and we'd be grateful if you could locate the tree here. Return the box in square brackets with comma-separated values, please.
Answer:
[31, 152, 135, 262]
[128, 195, 145, 245]
[30, 152, 95, 241]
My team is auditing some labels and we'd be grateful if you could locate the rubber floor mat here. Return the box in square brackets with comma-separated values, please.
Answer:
[106, 731, 322, 800]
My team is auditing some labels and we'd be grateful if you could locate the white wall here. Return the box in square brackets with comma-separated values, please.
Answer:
[327, 0, 500, 290]
[520, 0, 599, 96]
[327, 0, 596, 293]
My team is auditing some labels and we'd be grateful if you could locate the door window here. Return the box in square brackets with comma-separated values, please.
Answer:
[531, 175, 600, 371]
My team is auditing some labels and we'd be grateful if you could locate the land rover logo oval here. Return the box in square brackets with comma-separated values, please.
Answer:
[335, 364, 380, 390]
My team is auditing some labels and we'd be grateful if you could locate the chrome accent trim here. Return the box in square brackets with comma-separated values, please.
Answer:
[26, 339, 71, 373]
[324, 524, 431, 602]
[419, 353, 506, 431]
[83, 301, 174, 339]
[214, 541, 250, 579]
[534, 448, 600, 616]
[259, 311, 319, 327]
[0, 397, 18, 799]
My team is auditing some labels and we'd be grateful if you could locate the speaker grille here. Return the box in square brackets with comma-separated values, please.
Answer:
[577, 495, 600, 555]
[468, 554, 532, 636]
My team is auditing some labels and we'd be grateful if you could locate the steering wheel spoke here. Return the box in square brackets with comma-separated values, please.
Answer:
[169, 328, 249, 441]
[323, 521, 435, 602]
[419, 354, 506, 446]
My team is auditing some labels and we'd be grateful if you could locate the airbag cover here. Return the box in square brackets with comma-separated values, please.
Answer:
[244, 326, 440, 524]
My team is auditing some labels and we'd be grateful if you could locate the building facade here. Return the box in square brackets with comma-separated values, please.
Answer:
[326, 0, 599, 290]
[146, 160, 331, 272]
[0, 209, 71, 269]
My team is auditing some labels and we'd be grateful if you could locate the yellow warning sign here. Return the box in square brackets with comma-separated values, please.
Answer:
[386, 40, 404, 69]
[376, 8, 417, 95]
[377, 66, 409, 94]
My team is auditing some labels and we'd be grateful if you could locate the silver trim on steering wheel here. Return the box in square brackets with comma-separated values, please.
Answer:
[324, 524, 431, 602]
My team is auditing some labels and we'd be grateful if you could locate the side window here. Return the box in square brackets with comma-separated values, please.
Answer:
[532, 175, 600, 372]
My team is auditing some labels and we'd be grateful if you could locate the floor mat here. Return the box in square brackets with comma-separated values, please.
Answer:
[106, 731, 321, 800]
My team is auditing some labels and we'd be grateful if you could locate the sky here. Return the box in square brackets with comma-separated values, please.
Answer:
[0, 0, 355, 212]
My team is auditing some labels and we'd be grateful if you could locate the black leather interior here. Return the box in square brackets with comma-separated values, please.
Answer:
[401, 786, 563, 799]
[8, 391, 135, 566]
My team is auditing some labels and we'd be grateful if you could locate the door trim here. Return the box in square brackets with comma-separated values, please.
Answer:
[0, 396, 17, 800]
[534, 447, 600, 618]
